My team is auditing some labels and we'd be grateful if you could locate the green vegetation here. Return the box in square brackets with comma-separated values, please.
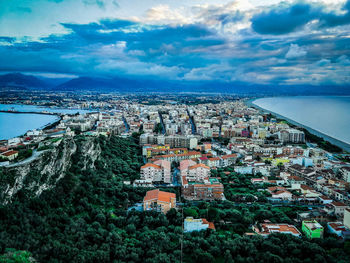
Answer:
[213, 168, 271, 202]
[153, 123, 163, 134]
[0, 136, 349, 262]
[301, 128, 343, 153]
[0, 249, 34, 263]
[16, 149, 32, 161]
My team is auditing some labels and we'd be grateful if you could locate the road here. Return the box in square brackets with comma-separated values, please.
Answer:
[6, 149, 46, 168]
[172, 168, 180, 186]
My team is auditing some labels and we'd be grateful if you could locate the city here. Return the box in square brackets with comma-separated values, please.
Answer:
[1, 0, 350, 262]
[1, 93, 350, 262]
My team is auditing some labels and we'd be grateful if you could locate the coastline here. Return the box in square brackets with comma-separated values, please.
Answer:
[245, 97, 350, 153]
[0, 112, 60, 140]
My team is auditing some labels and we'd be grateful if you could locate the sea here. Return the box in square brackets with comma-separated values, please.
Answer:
[252, 96, 350, 151]
[0, 104, 90, 140]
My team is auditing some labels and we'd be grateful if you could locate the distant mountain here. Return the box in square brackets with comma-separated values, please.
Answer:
[56, 77, 119, 91]
[1, 72, 350, 95]
[56, 76, 350, 95]
[56, 76, 183, 92]
[0, 73, 48, 89]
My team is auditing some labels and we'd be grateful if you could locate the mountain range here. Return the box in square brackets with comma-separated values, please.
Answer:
[1, 72, 350, 95]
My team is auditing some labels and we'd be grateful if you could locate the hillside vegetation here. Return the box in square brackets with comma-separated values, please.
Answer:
[0, 136, 349, 262]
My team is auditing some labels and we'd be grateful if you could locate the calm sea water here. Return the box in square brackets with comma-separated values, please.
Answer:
[0, 104, 89, 114]
[0, 113, 59, 140]
[0, 104, 90, 140]
[253, 96, 350, 145]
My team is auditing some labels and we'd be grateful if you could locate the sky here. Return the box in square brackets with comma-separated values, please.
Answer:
[0, 0, 350, 86]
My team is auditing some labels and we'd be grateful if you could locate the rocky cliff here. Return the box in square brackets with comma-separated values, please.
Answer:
[0, 136, 101, 204]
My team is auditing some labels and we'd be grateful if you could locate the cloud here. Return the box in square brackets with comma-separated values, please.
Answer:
[318, 0, 350, 27]
[285, 44, 307, 59]
[83, 0, 106, 9]
[251, 2, 319, 35]
[251, 0, 350, 35]
[1, 1, 350, 86]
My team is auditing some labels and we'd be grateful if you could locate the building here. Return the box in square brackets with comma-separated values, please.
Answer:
[187, 163, 210, 182]
[327, 222, 350, 240]
[326, 201, 349, 217]
[267, 186, 293, 200]
[143, 189, 176, 214]
[181, 177, 224, 201]
[340, 167, 350, 182]
[184, 217, 215, 232]
[253, 223, 302, 237]
[344, 208, 350, 229]
[302, 220, 324, 239]
[279, 129, 305, 143]
[0, 150, 19, 161]
[140, 160, 171, 184]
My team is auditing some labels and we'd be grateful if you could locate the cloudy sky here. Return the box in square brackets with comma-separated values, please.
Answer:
[0, 0, 350, 85]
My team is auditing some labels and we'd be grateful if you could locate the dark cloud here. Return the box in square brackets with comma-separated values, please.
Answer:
[0, 10, 349, 86]
[319, 0, 350, 27]
[251, 2, 318, 35]
[252, 0, 350, 35]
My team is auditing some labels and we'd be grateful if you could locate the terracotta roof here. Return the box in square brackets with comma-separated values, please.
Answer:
[331, 201, 348, 207]
[221, 154, 237, 159]
[143, 189, 176, 203]
[189, 163, 210, 170]
[300, 184, 314, 191]
[259, 223, 301, 235]
[153, 159, 171, 170]
[1, 150, 18, 156]
[141, 163, 161, 169]
[288, 176, 304, 181]
[201, 218, 215, 230]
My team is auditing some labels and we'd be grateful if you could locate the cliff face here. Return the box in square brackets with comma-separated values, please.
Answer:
[0, 136, 101, 204]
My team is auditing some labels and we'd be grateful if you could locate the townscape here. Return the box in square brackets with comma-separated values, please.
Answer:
[1, 94, 350, 249]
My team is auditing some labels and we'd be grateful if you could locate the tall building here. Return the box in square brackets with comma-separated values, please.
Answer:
[140, 160, 171, 183]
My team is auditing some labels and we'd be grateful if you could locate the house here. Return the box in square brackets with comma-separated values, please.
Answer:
[251, 178, 264, 185]
[339, 167, 350, 182]
[253, 223, 301, 237]
[180, 159, 197, 177]
[297, 209, 328, 223]
[318, 195, 333, 204]
[330, 201, 349, 217]
[208, 157, 220, 168]
[0, 150, 19, 161]
[220, 154, 237, 167]
[267, 186, 293, 200]
[184, 217, 215, 232]
[302, 220, 323, 239]
[287, 176, 306, 186]
[182, 177, 224, 201]
[327, 222, 350, 240]
[344, 208, 350, 230]
[143, 189, 176, 214]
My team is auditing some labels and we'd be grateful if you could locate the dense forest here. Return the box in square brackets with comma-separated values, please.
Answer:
[0, 135, 349, 262]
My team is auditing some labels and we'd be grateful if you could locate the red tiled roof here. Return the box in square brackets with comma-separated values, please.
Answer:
[141, 163, 161, 169]
[1, 150, 18, 156]
[189, 163, 210, 170]
[331, 201, 348, 207]
[144, 189, 176, 203]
